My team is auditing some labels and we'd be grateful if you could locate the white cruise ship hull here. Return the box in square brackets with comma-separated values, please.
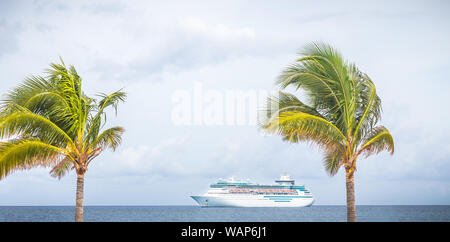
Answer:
[191, 195, 314, 207]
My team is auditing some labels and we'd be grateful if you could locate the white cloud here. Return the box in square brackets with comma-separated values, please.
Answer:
[105, 135, 191, 175]
[180, 16, 256, 41]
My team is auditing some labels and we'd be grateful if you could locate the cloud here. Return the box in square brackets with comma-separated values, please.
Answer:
[0, 18, 23, 58]
[102, 133, 249, 178]
[89, 16, 258, 83]
[180, 16, 256, 41]
[100, 135, 197, 176]
[80, 1, 126, 14]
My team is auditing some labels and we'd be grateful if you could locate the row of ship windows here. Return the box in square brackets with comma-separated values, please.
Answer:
[211, 185, 306, 189]
[228, 191, 309, 195]
[227, 189, 309, 192]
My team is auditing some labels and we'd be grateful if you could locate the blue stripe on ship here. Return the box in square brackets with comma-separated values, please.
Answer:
[264, 196, 313, 198]
[264, 196, 298, 198]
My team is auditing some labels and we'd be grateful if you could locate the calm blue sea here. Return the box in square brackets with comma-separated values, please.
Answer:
[0, 205, 449, 222]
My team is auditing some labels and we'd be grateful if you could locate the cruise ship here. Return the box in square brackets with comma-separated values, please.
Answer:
[191, 174, 314, 207]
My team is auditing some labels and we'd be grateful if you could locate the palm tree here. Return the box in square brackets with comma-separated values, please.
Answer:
[0, 59, 126, 222]
[261, 43, 394, 222]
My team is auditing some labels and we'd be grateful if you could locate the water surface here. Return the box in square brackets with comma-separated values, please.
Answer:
[1, 205, 449, 222]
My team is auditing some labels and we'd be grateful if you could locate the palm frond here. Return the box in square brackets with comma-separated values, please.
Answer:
[0, 112, 72, 147]
[352, 70, 382, 145]
[90, 126, 124, 151]
[262, 91, 323, 122]
[276, 42, 357, 135]
[84, 110, 103, 146]
[264, 111, 347, 150]
[2, 75, 55, 109]
[50, 157, 74, 179]
[97, 89, 127, 115]
[0, 140, 64, 179]
[85, 89, 126, 147]
[358, 126, 394, 158]
[323, 147, 345, 176]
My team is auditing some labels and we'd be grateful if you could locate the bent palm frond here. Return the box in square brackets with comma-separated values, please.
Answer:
[352, 71, 382, 146]
[263, 91, 323, 120]
[276, 42, 357, 137]
[0, 140, 64, 179]
[3, 75, 54, 107]
[265, 111, 347, 150]
[97, 90, 127, 115]
[323, 147, 345, 176]
[85, 89, 127, 145]
[90, 126, 124, 151]
[50, 157, 74, 179]
[358, 126, 394, 158]
[0, 112, 73, 147]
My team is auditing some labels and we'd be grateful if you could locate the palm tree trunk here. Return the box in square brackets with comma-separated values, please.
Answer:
[345, 172, 357, 222]
[75, 173, 85, 222]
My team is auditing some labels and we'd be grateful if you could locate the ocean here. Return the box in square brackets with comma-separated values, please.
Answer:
[0, 205, 449, 222]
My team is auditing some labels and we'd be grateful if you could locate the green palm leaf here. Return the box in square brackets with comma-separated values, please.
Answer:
[323, 147, 345, 176]
[264, 111, 347, 151]
[0, 140, 63, 179]
[0, 112, 73, 147]
[263, 91, 324, 120]
[97, 90, 127, 115]
[50, 157, 74, 179]
[91, 126, 125, 151]
[359, 126, 394, 158]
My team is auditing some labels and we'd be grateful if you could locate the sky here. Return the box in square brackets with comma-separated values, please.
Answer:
[0, 0, 450, 205]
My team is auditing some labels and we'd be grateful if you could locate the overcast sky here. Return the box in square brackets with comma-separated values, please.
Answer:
[0, 0, 449, 205]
